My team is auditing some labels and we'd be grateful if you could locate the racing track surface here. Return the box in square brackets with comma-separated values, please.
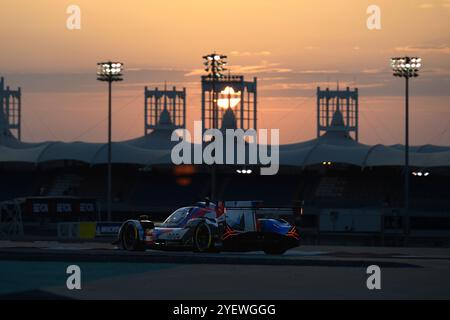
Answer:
[1, 241, 450, 299]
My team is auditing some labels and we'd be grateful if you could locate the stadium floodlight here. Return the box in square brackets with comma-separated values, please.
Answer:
[391, 57, 421, 78]
[203, 53, 227, 201]
[391, 56, 422, 242]
[203, 53, 228, 79]
[97, 61, 124, 222]
[412, 170, 430, 177]
[97, 62, 124, 82]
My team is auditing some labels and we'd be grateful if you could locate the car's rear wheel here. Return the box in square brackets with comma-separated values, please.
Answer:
[121, 223, 145, 251]
[193, 222, 214, 253]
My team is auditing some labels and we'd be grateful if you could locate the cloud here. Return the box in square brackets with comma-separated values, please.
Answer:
[297, 70, 340, 74]
[3, 68, 190, 93]
[231, 63, 292, 74]
[362, 68, 383, 74]
[258, 77, 289, 81]
[184, 62, 292, 77]
[395, 45, 450, 54]
[229, 51, 272, 57]
[260, 81, 385, 92]
[419, 0, 450, 8]
[425, 67, 450, 75]
[419, 3, 436, 8]
[6, 64, 450, 99]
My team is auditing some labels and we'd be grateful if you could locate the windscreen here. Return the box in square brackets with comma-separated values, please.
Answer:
[162, 207, 192, 227]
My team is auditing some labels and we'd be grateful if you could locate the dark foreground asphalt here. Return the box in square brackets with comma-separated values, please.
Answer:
[0, 242, 449, 299]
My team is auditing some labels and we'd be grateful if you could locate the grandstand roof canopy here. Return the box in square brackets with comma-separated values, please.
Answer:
[1, 108, 450, 168]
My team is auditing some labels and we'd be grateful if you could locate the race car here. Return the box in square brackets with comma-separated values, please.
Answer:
[116, 200, 300, 255]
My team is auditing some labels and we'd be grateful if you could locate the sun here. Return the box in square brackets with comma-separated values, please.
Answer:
[217, 86, 241, 109]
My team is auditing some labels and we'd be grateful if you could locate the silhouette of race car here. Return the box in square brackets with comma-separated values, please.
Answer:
[117, 200, 300, 255]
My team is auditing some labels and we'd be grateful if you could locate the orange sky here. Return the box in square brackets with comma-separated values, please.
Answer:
[1, 0, 450, 145]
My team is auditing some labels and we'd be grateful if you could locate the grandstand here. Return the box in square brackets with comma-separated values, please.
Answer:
[1, 75, 450, 245]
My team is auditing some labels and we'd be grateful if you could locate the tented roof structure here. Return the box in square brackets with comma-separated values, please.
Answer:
[0, 108, 449, 168]
[278, 111, 450, 167]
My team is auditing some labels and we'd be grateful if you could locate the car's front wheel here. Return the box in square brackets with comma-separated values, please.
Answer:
[121, 223, 145, 251]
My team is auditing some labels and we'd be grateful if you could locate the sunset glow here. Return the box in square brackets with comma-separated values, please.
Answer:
[217, 87, 241, 109]
[0, 0, 449, 145]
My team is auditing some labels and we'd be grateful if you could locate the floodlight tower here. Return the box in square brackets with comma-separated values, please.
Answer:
[391, 56, 422, 241]
[144, 84, 186, 134]
[96, 61, 124, 222]
[0, 77, 22, 140]
[202, 53, 227, 202]
[201, 53, 258, 201]
[201, 54, 257, 132]
[317, 85, 359, 141]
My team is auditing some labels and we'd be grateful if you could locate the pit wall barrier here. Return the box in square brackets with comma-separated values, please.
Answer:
[57, 222, 122, 240]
